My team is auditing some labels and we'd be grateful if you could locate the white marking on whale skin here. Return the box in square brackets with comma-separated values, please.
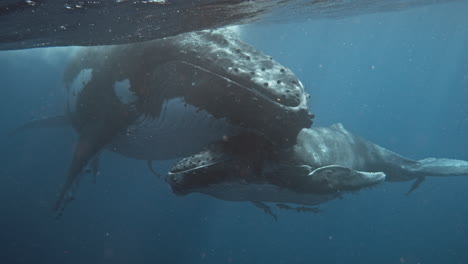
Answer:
[110, 97, 241, 160]
[113, 79, 137, 105]
[68, 68, 92, 111]
[310, 165, 386, 188]
[352, 171, 386, 186]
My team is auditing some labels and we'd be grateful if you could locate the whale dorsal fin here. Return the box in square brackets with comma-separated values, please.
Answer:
[330, 123, 346, 132]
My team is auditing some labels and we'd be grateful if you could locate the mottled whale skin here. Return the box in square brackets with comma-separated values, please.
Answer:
[167, 123, 468, 206]
[18, 29, 313, 212]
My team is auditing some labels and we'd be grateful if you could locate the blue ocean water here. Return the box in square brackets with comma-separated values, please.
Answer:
[1, 2, 467, 264]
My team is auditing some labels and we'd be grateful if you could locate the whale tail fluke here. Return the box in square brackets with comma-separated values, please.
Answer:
[414, 158, 468, 177]
[404, 158, 468, 195]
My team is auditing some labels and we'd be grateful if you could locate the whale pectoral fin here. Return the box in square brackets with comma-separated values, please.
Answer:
[406, 176, 425, 196]
[147, 160, 161, 178]
[10, 115, 71, 136]
[306, 165, 386, 193]
[53, 119, 123, 215]
[53, 135, 106, 214]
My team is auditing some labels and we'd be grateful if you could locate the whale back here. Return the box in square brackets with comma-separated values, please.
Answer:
[293, 123, 417, 175]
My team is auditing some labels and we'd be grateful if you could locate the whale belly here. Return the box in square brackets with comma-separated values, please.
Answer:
[109, 97, 241, 160]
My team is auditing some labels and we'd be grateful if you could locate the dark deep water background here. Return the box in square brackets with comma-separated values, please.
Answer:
[1, 2, 468, 264]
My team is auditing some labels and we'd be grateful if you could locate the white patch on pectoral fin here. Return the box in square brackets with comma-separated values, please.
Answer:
[68, 68, 93, 111]
[114, 79, 137, 105]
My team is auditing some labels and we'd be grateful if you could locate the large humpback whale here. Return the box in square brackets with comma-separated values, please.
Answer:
[167, 123, 468, 206]
[15, 29, 313, 213]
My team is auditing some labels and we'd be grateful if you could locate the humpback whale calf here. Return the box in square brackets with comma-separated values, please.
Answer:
[167, 123, 468, 207]
[14, 29, 313, 213]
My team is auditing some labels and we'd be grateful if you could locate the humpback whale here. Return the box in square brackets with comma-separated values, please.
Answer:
[167, 123, 468, 206]
[0, 0, 457, 51]
[15, 29, 313, 213]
